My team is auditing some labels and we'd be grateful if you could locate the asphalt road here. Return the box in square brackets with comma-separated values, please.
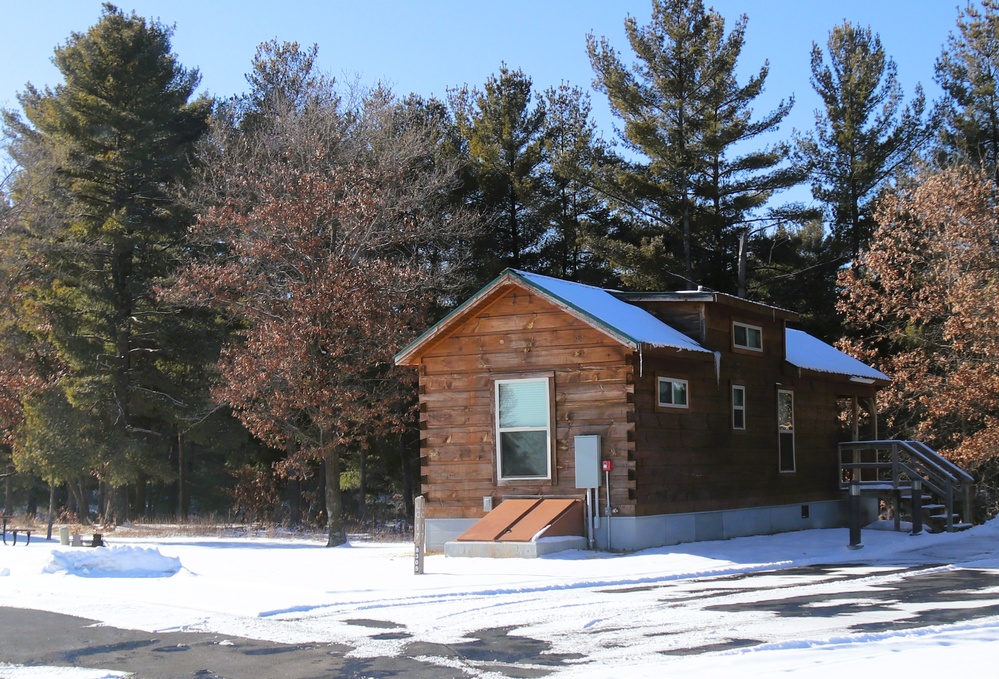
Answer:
[0, 607, 575, 678]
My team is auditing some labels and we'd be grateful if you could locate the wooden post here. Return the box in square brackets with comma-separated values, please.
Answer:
[414, 495, 425, 575]
[910, 478, 923, 535]
[851, 396, 860, 441]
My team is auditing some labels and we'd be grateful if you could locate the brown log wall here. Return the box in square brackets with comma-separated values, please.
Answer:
[417, 288, 636, 520]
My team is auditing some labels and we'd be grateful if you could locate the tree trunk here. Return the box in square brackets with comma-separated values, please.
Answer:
[324, 449, 346, 546]
[46, 481, 55, 540]
[135, 470, 148, 519]
[71, 478, 88, 521]
[177, 430, 187, 521]
[3, 462, 10, 512]
[288, 477, 302, 527]
[400, 433, 414, 523]
[737, 229, 748, 298]
[358, 446, 368, 521]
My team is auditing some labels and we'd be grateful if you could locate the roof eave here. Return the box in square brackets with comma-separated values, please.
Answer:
[787, 363, 891, 387]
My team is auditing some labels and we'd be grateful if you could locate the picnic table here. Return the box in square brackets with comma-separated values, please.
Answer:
[1, 515, 32, 546]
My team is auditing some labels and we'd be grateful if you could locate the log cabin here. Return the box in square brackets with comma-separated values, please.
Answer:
[395, 269, 888, 553]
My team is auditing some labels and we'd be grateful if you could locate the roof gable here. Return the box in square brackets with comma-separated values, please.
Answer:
[395, 269, 710, 365]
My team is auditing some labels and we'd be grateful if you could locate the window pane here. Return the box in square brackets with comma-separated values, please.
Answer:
[748, 327, 762, 348]
[733, 386, 744, 407]
[779, 432, 795, 471]
[498, 380, 548, 428]
[734, 324, 747, 346]
[778, 392, 794, 430]
[733, 409, 745, 429]
[500, 431, 548, 477]
[659, 379, 672, 404]
[673, 381, 687, 405]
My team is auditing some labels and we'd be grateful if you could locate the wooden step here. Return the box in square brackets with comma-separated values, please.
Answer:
[929, 513, 960, 521]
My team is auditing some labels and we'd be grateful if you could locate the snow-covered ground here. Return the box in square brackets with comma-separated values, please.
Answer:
[2, 519, 999, 678]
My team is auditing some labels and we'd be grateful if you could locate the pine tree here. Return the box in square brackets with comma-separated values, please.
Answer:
[538, 83, 616, 285]
[586, 0, 798, 292]
[935, 0, 999, 183]
[796, 22, 928, 261]
[449, 65, 548, 283]
[2, 4, 210, 520]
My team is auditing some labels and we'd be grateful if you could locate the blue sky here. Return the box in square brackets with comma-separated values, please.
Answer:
[0, 1, 963, 171]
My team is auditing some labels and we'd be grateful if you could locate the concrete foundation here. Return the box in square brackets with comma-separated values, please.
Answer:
[444, 535, 588, 558]
[427, 498, 879, 553]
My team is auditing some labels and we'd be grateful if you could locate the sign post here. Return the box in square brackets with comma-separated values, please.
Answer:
[414, 495, 426, 575]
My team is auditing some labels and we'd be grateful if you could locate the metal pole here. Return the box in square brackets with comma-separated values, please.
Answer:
[604, 469, 612, 551]
[585, 488, 594, 550]
[849, 482, 863, 549]
[910, 478, 923, 536]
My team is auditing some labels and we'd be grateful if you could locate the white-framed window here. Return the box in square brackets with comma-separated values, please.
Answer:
[732, 385, 746, 430]
[778, 389, 796, 472]
[733, 321, 763, 351]
[657, 376, 689, 409]
[495, 377, 552, 480]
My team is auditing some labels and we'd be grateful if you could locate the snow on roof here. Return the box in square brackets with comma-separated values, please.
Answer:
[785, 328, 890, 382]
[512, 270, 711, 353]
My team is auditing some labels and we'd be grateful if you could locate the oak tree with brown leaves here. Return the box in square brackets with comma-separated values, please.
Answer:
[839, 166, 999, 495]
[176, 43, 477, 545]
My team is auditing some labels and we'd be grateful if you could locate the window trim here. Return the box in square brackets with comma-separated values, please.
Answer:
[733, 321, 763, 352]
[732, 384, 746, 430]
[494, 376, 553, 482]
[657, 376, 689, 409]
[778, 389, 796, 473]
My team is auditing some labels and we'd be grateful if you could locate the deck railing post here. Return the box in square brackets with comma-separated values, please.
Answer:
[910, 478, 923, 536]
[849, 482, 863, 549]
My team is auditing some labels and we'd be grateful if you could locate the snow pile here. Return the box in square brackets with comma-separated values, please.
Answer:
[42, 545, 182, 577]
[0, 664, 127, 679]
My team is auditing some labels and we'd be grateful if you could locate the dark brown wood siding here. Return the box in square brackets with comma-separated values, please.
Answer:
[417, 286, 636, 519]
[630, 302, 879, 515]
[632, 303, 826, 515]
